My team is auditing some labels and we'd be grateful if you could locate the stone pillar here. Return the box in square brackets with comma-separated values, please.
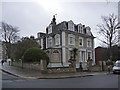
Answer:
[41, 38, 43, 49]
[62, 31, 67, 66]
[46, 37, 48, 48]
[40, 60, 47, 73]
[73, 60, 76, 72]
[88, 60, 92, 72]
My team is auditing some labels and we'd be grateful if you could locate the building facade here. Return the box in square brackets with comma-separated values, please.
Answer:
[118, 1, 120, 46]
[39, 16, 95, 70]
[0, 40, 2, 62]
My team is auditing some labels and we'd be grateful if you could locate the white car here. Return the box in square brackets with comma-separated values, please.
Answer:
[113, 60, 120, 74]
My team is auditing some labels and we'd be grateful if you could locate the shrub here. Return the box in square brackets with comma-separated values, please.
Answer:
[22, 47, 49, 64]
[106, 59, 113, 66]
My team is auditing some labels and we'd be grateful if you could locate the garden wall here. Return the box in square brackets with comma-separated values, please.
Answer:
[11, 61, 41, 71]
[47, 67, 74, 73]
[11, 61, 75, 73]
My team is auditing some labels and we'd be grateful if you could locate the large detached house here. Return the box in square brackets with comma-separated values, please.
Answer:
[38, 15, 95, 70]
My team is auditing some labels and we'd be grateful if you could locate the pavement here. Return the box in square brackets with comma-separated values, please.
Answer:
[0, 62, 109, 79]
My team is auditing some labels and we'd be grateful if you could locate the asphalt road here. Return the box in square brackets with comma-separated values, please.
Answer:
[1, 70, 120, 88]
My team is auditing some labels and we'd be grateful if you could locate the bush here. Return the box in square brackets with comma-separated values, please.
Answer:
[106, 59, 113, 66]
[22, 47, 49, 64]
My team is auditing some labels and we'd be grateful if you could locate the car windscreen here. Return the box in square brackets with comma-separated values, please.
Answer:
[115, 63, 120, 67]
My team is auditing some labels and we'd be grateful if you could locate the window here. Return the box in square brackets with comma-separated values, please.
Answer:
[68, 20, 74, 31]
[87, 38, 91, 47]
[55, 34, 60, 45]
[68, 50, 73, 60]
[86, 26, 91, 36]
[48, 25, 52, 34]
[88, 52, 91, 59]
[68, 34, 75, 45]
[78, 24, 83, 33]
[48, 37, 52, 47]
[79, 37, 83, 46]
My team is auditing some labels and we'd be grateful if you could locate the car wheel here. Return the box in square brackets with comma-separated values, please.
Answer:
[113, 71, 116, 74]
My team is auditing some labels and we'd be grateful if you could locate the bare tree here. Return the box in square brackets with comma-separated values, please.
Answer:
[1, 22, 20, 43]
[1, 22, 20, 58]
[97, 13, 119, 60]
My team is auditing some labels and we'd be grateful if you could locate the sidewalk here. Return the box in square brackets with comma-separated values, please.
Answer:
[0, 62, 108, 79]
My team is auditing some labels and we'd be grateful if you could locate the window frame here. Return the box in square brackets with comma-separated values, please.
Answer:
[79, 37, 83, 46]
[68, 34, 75, 45]
[47, 37, 52, 47]
[48, 24, 52, 34]
[55, 34, 60, 45]
[87, 38, 92, 47]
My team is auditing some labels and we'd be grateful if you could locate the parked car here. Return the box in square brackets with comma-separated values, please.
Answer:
[113, 60, 120, 74]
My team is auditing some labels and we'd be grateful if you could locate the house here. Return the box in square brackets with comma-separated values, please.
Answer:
[38, 15, 95, 70]
[95, 46, 120, 64]
[0, 40, 2, 62]
[118, 1, 120, 46]
[95, 47, 108, 64]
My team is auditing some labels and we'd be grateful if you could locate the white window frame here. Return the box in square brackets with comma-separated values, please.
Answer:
[68, 20, 74, 31]
[86, 26, 91, 36]
[79, 37, 83, 46]
[87, 38, 92, 47]
[68, 34, 75, 45]
[47, 37, 52, 47]
[48, 24, 52, 34]
[78, 24, 83, 33]
[55, 34, 60, 45]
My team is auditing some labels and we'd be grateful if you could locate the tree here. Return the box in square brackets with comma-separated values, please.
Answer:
[10, 36, 40, 60]
[1, 22, 20, 43]
[22, 47, 49, 64]
[1, 22, 20, 58]
[97, 13, 119, 60]
[72, 48, 78, 60]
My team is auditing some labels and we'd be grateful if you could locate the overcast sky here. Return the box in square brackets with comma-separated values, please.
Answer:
[1, 0, 118, 47]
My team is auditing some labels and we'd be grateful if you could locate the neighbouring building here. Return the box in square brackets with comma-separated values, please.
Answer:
[0, 40, 2, 62]
[95, 47, 108, 64]
[38, 15, 95, 70]
[0, 41, 7, 61]
[36, 32, 46, 48]
[95, 46, 120, 64]
[118, 1, 120, 46]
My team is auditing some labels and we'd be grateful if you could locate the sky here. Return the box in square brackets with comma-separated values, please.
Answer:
[1, 0, 119, 47]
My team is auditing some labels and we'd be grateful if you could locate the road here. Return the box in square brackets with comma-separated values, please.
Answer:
[1, 70, 120, 88]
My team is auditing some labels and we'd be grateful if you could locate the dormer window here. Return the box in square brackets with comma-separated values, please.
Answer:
[48, 24, 52, 34]
[68, 20, 74, 31]
[78, 24, 83, 33]
[55, 34, 60, 45]
[86, 26, 91, 36]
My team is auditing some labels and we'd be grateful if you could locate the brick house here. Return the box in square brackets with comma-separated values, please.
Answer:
[38, 15, 95, 70]
[95, 47, 108, 64]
